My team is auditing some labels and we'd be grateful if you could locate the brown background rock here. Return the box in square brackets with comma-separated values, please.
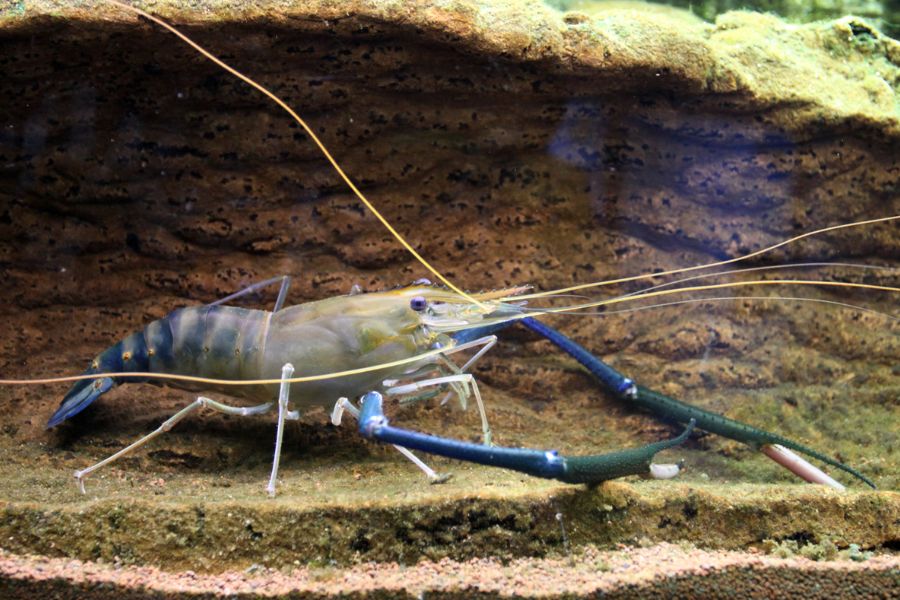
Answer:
[0, 0, 897, 593]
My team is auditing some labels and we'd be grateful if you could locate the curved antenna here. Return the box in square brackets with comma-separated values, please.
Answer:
[618, 262, 898, 299]
[525, 295, 899, 322]
[102, 0, 484, 309]
[511, 216, 900, 302]
[520, 263, 899, 310]
[481, 279, 900, 327]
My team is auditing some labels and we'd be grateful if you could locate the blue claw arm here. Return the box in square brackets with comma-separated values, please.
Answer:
[358, 391, 695, 485]
[516, 317, 875, 489]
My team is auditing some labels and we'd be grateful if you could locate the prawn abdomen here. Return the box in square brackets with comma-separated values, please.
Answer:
[47, 305, 270, 427]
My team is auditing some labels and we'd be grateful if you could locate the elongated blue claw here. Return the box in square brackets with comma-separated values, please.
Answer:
[517, 317, 876, 489]
[359, 391, 695, 485]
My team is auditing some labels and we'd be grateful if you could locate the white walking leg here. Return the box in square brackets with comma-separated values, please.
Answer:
[429, 336, 498, 408]
[331, 398, 450, 483]
[382, 335, 497, 445]
[266, 363, 296, 497]
[382, 335, 497, 405]
[443, 335, 497, 374]
[386, 373, 492, 446]
[74, 397, 274, 494]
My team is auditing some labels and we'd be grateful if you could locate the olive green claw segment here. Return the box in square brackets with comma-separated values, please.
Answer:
[562, 419, 695, 484]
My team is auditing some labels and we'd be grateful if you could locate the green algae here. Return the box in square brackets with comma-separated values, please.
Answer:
[761, 536, 877, 561]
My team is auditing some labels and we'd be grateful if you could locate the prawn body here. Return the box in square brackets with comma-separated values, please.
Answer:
[48, 285, 519, 428]
[47, 279, 707, 493]
[47, 277, 877, 493]
[25, 1, 886, 494]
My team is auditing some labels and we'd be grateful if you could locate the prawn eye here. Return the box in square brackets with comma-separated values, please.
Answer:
[410, 296, 427, 311]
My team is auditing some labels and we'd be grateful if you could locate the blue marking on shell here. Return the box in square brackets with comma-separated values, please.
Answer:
[123, 331, 150, 372]
[48, 339, 129, 428]
[166, 307, 199, 373]
[99, 341, 125, 374]
[145, 317, 175, 371]
[205, 311, 241, 375]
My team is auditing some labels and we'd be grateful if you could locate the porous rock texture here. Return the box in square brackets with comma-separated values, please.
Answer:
[0, 0, 898, 598]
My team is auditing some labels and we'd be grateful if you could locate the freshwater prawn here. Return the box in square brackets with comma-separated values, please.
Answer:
[4, 1, 898, 496]
[40, 265, 892, 495]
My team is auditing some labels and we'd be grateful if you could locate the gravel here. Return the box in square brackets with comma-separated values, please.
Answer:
[1, 543, 898, 599]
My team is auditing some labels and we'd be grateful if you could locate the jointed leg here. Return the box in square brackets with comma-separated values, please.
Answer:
[357, 391, 696, 484]
[74, 398, 274, 494]
[385, 373, 492, 446]
[443, 334, 497, 375]
[266, 363, 296, 497]
[210, 275, 292, 312]
[518, 316, 873, 490]
[331, 398, 450, 483]
[382, 335, 497, 408]
[384, 335, 497, 445]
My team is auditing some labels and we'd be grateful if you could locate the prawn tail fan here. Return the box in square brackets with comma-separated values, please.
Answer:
[46, 338, 138, 428]
[47, 375, 117, 428]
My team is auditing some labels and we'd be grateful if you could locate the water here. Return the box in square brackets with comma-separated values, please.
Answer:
[0, 0, 897, 582]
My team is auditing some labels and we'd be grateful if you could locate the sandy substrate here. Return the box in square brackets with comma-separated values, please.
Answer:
[1, 543, 898, 599]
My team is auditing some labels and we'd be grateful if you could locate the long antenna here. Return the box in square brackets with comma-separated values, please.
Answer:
[102, 0, 485, 308]
[102, 2, 899, 315]
[480, 279, 900, 327]
[511, 216, 900, 301]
